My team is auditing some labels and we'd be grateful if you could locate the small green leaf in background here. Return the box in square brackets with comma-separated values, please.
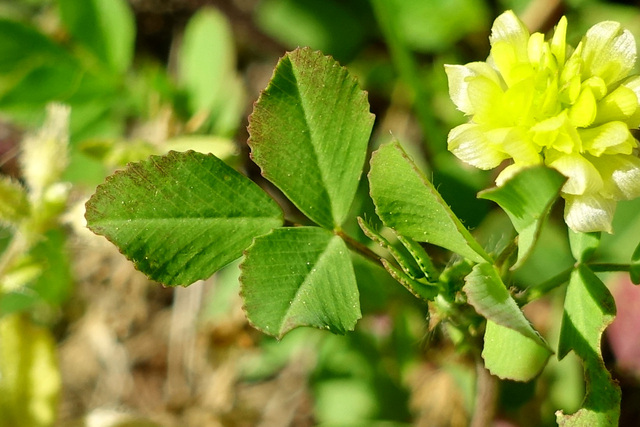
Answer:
[57, 0, 135, 73]
[255, 0, 370, 62]
[240, 227, 361, 339]
[0, 314, 60, 427]
[390, 0, 489, 53]
[85, 151, 283, 286]
[482, 320, 552, 382]
[464, 263, 551, 380]
[557, 265, 620, 426]
[0, 19, 73, 74]
[0, 229, 72, 317]
[177, 7, 245, 135]
[0, 19, 81, 117]
[0, 177, 29, 225]
[479, 166, 566, 268]
[249, 47, 374, 230]
[368, 140, 489, 263]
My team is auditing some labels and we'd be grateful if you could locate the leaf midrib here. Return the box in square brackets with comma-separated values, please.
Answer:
[287, 54, 336, 227]
[277, 234, 338, 334]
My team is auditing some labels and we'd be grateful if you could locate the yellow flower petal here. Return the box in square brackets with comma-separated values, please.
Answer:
[582, 76, 607, 100]
[531, 112, 580, 153]
[559, 47, 583, 104]
[620, 76, 640, 126]
[528, 32, 545, 66]
[551, 16, 568, 65]
[594, 84, 639, 127]
[447, 124, 510, 169]
[498, 127, 541, 164]
[589, 154, 640, 200]
[489, 11, 531, 85]
[581, 21, 636, 86]
[546, 152, 603, 195]
[564, 194, 615, 233]
[580, 121, 636, 156]
[445, 62, 503, 116]
[568, 86, 597, 127]
[466, 75, 506, 125]
[445, 64, 475, 115]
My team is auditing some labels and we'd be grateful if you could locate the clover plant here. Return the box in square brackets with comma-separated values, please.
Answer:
[86, 12, 640, 426]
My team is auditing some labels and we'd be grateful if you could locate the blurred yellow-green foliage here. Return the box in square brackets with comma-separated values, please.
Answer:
[2, 0, 640, 426]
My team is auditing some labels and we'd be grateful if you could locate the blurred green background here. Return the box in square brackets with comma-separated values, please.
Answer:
[2, 0, 640, 426]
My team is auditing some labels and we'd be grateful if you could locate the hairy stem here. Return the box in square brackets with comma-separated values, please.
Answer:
[471, 355, 498, 427]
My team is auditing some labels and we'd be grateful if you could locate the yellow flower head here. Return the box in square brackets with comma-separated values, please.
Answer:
[446, 11, 640, 233]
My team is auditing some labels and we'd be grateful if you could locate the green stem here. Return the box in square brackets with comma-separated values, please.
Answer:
[515, 267, 573, 305]
[337, 230, 384, 267]
[587, 263, 630, 273]
[516, 262, 633, 305]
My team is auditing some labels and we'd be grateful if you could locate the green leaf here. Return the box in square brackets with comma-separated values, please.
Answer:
[85, 151, 283, 286]
[479, 166, 566, 268]
[0, 177, 29, 225]
[568, 230, 601, 263]
[357, 217, 425, 280]
[380, 258, 437, 301]
[557, 265, 620, 426]
[248, 47, 374, 230]
[464, 263, 551, 360]
[482, 320, 552, 381]
[58, 0, 135, 72]
[0, 314, 60, 427]
[397, 234, 439, 281]
[0, 19, 81, 111]
[177, 7, 245, 134]
[391, 0, 490, 53]
[240, 227, 361, 338]
[368, 140, 489, 263]
[0, 19, 71, 72]
[0, 229, 72, 316]
[357, 217, 438, 300]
